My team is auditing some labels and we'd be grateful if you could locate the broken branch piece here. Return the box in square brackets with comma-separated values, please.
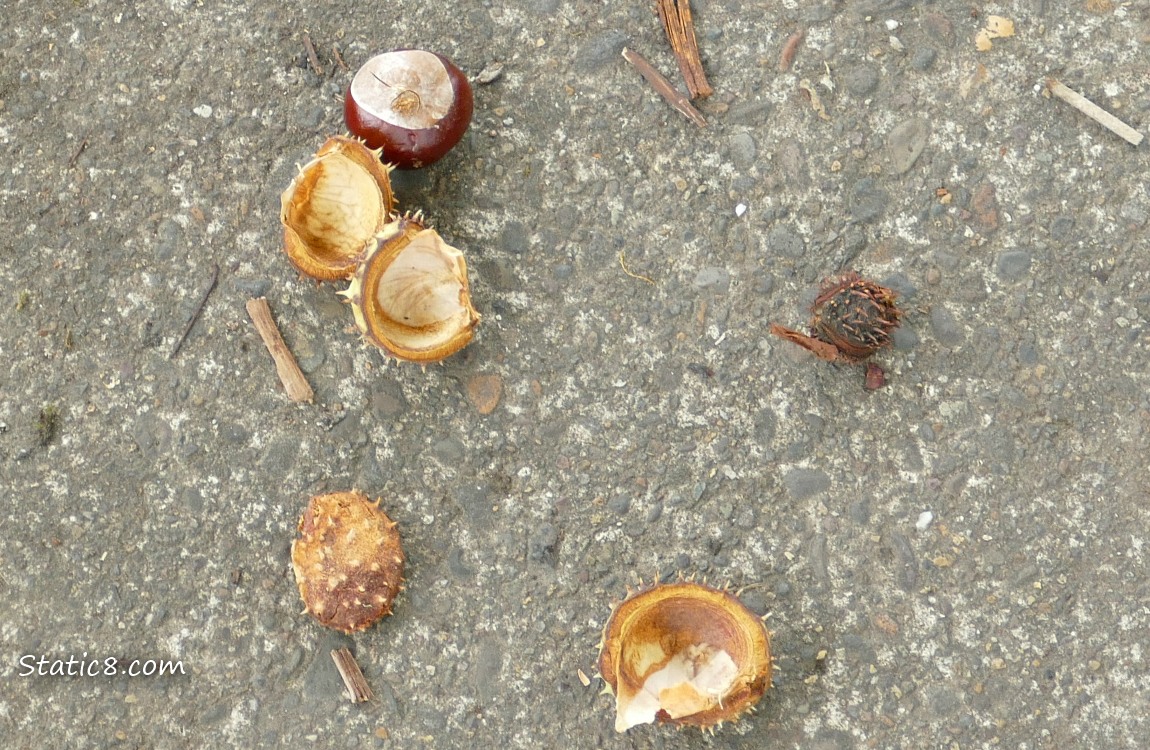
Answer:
[655, 0, 713, 99]
[331, 647, 374, 703]
[621, 47, 707, 128]
[169, 261, 219, 360]
[245, 297, 315, 403]
[1046, 78, 1144, 146]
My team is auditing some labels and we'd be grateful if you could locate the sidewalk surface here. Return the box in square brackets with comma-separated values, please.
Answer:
[2, 2, 1149, 748]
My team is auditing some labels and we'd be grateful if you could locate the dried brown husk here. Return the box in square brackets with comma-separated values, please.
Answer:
[291, 491, 405, 634]
[770, 272, 902, 366]
[280, 135, 395, 281]
[810, 272, 901, 360]
[597, 581, 772, 732]
[342, 214, 480, 363]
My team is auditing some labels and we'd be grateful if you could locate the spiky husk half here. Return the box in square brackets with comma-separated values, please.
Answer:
[340, 213, 480, 363]
[291, 491, 405, 634]
[280, 135, 395, 281]
[597, 579, 772, 732]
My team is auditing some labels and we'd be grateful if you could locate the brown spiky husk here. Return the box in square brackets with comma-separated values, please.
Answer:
[810, 272, 902, 360]
[291, 491, 405, 634]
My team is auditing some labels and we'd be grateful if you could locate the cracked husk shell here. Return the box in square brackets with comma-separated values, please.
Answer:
[343, 214, 480, 363]
[280, 135, 395, 281]
[291, 491, 405, 634]
[810, 272, 901, 360]
[597, 581, 772, 732]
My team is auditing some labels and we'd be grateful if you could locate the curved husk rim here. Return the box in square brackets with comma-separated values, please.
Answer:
[597, 581, 772, 730]
[280, 135, 395, 281]
[343, 215, 480, 363]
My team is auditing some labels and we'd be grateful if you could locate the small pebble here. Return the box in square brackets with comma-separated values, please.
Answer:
[783, 468, 831, 500]
[475, 62, 504, 84]
[607, 494, 631, 515]
[911, 47, 937, 71]
[727, 100, 773, 126]
[849, 178, 889, 223]
[193, 104, 213, 118]
[930, 306, 964, 346]
[576, 30, 627, 71]
[916, 511, 934, 531]
[692, 267, 730, 291]
[882, 271, 918, 300]
[295, 104, 325, 129]
[729, 132, 757, 168]
[466, 374, 503, 415]
[233, 277, 271, 298]
[970, 182, 1000, 233]
[735, 203, 747, 218]
[886, 117, 931, 174]
[996, 250, 1032, 280]
[892, 324, 920, 351]
[499, 221, 529, 255]
[292, 336, 325, 374]
[1050, 215, 1075, 241]
[528, 523, 558, 562]
[844, 66, 880, 96]
[767, 224, 805, 258]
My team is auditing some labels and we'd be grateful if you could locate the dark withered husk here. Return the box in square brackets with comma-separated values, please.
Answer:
[810, 272, 902, 361]
[769, 272, 902, 388]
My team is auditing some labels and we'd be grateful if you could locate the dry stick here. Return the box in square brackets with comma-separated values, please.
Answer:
[621, 47, 707, 128]
[331, 648, 374, 704]
[1046, 78, 1144, 146]
[778, 30, 805, 72]
[619, 251, 655, 285]
[301, 32, 324, 76]
[245, 297, 315, 403]
[331, 44, 349, 72]
[67, 135, 90, 168]
[169, 262, 219, 360]
[655, 0, 713, 99]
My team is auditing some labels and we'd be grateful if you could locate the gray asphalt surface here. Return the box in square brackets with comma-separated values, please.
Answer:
[3, 1, 1150, 748]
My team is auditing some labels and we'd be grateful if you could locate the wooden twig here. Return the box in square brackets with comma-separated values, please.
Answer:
[655, 0, 712, 99]
[769, 323, 843, 362]
[619, 251, 655, 285]
[778, 30, 805, 72]
[301, 32, 324, 76]
[331, 648, 374, 703]
[67, 135, 90, 168]
[169, 262, 219, 360]
[621, 47, 707, 128]
[1046, 78, 1144, 146]
[331, 44, 349, 72]
[245, 297, 315, 403]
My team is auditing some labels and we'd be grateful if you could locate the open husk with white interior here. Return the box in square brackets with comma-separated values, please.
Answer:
[597, 581, 772, 732]
[341, 214, 480, 363]
[280, 135, 395, 281]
